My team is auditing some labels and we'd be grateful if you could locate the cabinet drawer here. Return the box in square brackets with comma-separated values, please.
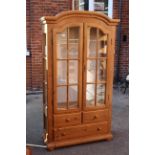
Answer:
[54, 122, 108, 141]
[83, 109, 108, 124]
[54, 124, 83, 141]
[54, 112, 81, 128]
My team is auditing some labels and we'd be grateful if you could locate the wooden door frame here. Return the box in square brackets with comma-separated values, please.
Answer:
[53, 23, 83, 114]
[82, 22, 113, 111]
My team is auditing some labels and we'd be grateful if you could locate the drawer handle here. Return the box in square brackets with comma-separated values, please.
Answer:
[93, 115, 98, 119]
[65, 118, 70, 122]
[61, 132, 66, 136]
[97, 127, 102, 131]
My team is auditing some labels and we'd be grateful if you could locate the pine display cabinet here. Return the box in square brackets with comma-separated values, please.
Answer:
[40, 11, 119, 150]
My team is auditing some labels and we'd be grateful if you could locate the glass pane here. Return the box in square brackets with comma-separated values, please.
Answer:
[68, 27, 79, 58]
[68, 43, 78, 58]
[96, 84, 106, 106]
[94, 0, 108, 14]
[69, 60, 78, 84]
[94, 1, 105, 11]
[57, 86, 67, 109]
[87, 27, 97, 57]
[97, 59, 106, 82]
[80, 0, 84, 3]
[90, 27, 97, 40]
[86, 84, 95, 107]
[57, 44, 67, 59]
[87, 60, 96, 83]
[57, 61, 67, 85]
[79, 5, 84, 11]
[88, 41, 97, 57]
[69, 85, 78, 108]
[57, 29, 67, 44]
[69, 27, 79, 40]
[98, 30, 107, 57]
[57, 29, 67, 59]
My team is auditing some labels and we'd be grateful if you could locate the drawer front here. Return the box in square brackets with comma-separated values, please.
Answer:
[54, 112, 81, 128]
[83, 109, 109, 124]
[54, 124, 83, 141]
[54, 122, 108, 141]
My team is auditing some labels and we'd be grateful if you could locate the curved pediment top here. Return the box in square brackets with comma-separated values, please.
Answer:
[40, 11, 120, 26]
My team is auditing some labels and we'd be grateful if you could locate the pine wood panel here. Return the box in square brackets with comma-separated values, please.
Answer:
[83, 109, 108, 124]
[54, 122, 108, 141]
[54, 112, 81, 128]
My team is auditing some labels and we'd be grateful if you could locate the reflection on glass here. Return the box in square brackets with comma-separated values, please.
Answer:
[57, 61, 67, 85]
[69, 60, 78, 84]
[90, 27, 97, 40]
[98, 30, 107, 57]
[57, 86, 67, 109]
[68, 27, 79, 58]
[57, 44, 67, 59]
[87, 27, 97, 57]
[57, 29, 67, 44]
[68, 43, 78, 58]
[97, 59, 106, 82]
[98, 41, 107, 57]
[87, 60, 96, 83]
[88, 41, 97, 57]
[86, 84, 95, 107]
[57, 29, 67, 59]
[96, 84, 105, 106]
[69, 85, 78, 108]
[79, 5, 84, 10]
[69, 27, 79, 40]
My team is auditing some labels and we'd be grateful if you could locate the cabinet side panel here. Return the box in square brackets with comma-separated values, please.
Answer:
[47, 25, 54, 143]
[107, 27, 117, 133]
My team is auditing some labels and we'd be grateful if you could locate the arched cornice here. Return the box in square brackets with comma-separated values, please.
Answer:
[40, 11, 120, 26]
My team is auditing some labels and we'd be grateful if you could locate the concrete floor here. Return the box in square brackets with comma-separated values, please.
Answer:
[26, 87, 129, 155]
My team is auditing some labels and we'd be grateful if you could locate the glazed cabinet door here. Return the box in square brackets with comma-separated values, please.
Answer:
[83, 24, 109, 110]
[53, 24, 83, 113]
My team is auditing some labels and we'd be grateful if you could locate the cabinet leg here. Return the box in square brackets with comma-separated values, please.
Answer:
[105, 137, 113, 141]
[47, 143, 55, 151]
[47, 147, 54, 151]
[105, 134, 113, 141]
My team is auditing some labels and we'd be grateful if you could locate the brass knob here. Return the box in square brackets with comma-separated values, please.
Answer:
[65, 118, 70, 122]
[97, 127, 102, 131]
[93, 115, 98, 119]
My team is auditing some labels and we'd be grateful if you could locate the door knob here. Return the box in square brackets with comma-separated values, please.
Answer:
[93, 115, 98, 119]
[65, 118, 70, 122]
[97, 127, 102, 131]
